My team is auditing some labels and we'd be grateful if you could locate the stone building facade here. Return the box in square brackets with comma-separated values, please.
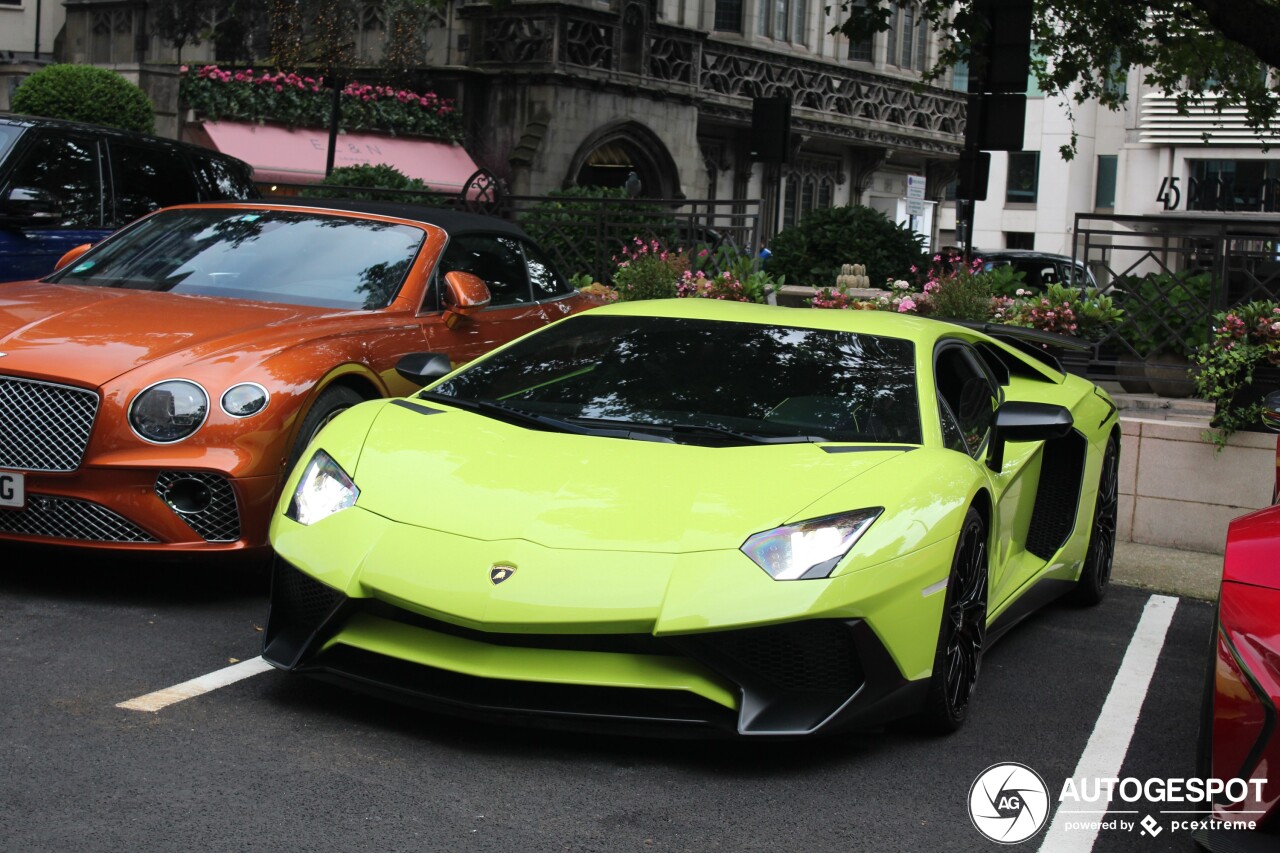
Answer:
[50, 0, 966, 241]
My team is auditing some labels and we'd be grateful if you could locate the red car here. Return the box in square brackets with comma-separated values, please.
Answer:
[0, 200, 593, 560]
[1198, 512, 1280, 850]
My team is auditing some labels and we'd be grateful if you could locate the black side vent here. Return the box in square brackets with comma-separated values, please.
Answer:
[1025, 430, 1088, 560]
[263, 559, 347, 668]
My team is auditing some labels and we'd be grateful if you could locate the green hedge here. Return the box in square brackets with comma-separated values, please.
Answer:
[12, 65, 155, 133]
[768, 205, 925, 288]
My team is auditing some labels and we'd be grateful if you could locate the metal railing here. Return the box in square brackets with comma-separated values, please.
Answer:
[1069, 213, 1280, 392]
[261, 178, 761, 283]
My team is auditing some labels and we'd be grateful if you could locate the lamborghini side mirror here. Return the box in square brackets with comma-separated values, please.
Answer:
[987, 402, 1074, 472]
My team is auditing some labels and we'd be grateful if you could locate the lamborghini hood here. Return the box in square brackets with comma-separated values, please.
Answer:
[349, 400, 913, 553]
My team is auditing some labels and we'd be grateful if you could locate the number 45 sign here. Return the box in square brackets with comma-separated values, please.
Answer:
[1157, 177, 1181, 210]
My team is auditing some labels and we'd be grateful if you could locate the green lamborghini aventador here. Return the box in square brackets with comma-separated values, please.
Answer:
[264, 299, 1120, 737]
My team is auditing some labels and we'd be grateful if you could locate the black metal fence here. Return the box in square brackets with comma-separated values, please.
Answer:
[260, 176, 761, 284]
[1069, 213, 1280, 393]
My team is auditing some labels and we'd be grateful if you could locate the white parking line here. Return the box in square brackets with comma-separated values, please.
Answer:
[1038, 593, 1180, 853]
[116, 656, 275, 713]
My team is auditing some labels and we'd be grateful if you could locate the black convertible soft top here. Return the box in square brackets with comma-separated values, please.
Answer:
[211, 198, 528, 238]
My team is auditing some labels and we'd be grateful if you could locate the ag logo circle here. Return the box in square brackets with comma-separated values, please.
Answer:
[968, 762, 1050, 844]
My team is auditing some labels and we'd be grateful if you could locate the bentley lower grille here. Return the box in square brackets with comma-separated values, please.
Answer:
[0, 376, 99, 472]
[155, 471, 242, 542]
[0, 494, 157, 542]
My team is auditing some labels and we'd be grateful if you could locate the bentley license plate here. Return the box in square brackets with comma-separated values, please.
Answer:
[0, 471, 24, 509]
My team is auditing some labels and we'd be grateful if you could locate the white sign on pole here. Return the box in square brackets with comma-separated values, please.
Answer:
[906, 174, 927, 217]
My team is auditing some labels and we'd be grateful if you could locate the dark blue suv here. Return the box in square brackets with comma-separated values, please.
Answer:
[0, 115, 258, 282]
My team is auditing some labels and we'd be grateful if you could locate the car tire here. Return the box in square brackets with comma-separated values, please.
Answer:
[919, 505, 988, 734]
[1069, 435, 1119, 607]
[1195, 611, 1219, 781]
[286, 385, 365, 474]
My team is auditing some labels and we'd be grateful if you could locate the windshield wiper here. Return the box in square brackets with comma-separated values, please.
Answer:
[566, 417, 827, 446]
[416, 392, 674, 441]
[667, 423, 829, 445]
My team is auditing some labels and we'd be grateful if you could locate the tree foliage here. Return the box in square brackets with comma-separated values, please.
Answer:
[834, 0, 1280, 156]
[12, 65, 155, 133]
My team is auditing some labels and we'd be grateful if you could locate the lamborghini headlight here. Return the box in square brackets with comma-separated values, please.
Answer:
[286, 450, 359, 525]
[741, 508, 883, 580]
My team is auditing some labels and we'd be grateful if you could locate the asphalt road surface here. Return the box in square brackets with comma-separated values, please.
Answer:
[0, 552, 1217, 853]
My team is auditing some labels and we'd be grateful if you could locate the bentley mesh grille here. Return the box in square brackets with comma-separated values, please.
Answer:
[155, 472, 242, 542]
[0, 494, 157, 542]
[0, 376, 99, 472]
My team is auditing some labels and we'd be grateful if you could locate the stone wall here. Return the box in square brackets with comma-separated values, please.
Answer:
[1118, 417, 1274, 554]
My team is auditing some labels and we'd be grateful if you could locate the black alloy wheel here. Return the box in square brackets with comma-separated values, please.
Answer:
[921, 506, 988, 733]
[1071, 436, 1119, 606]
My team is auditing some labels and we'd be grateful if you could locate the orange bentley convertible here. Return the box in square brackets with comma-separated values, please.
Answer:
[0, 200, 594, 558]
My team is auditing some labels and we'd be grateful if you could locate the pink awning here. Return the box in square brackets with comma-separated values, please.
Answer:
[186, 121, 479, 192]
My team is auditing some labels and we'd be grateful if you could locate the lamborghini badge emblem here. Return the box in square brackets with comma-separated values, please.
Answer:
[489, 563, 517, 585]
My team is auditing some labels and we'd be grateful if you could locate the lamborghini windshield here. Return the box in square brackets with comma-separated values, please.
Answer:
[428, 314, 921, 445]
[46, 208, 425, 310]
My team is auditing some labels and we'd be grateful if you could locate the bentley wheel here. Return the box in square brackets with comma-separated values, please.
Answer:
[1070, 435, 1119, 606]
[920, 505, 988, 734]
[286, 385, 365, 473]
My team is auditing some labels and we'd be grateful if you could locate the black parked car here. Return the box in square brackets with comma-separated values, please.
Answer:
[0, 115, 258, 282]
[977, 249, 1099, 292]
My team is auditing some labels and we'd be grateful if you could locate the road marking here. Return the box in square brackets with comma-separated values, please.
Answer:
[116, 656, 275, 712]
[1038, 594, 1179, 853]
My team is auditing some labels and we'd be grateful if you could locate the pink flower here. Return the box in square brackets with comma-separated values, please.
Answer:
[898, 297, 917, 313]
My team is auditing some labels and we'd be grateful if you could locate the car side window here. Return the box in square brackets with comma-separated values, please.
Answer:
[190, 154, 258, 201]
[107, 141, 202, 226]
[439, 235, 531, 306]
[3, 132, 102, 228]
[524, 240, 572, 300]
[935, 345, 999, 458]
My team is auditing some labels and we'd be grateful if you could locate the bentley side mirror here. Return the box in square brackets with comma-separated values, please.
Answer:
[0, 187, 65, 226]
[442, 270, 491, 329]
[987, 402, 1074, 472]
[1263, 390, 1280, 433]
[395, 352, 453, 385]
[54, 243, 94, 272]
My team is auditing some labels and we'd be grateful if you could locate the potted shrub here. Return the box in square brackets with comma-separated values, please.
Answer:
[1192, 300, 1280, 447]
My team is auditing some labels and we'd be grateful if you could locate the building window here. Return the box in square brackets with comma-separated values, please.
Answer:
[1104, 54, 1127, 99]
[1188, 158, 1280, 212]
[1026, 41, 1044, 96]
[759, 0, 808, 44]
[845, 0, 873, 61]
[1005, 232, 1035, 250]
[1095, 155, 1118, 209]
[885, 2, 927, 72]
[791, 0, 808, 47]
[951, 59, 969, 92]
[783, 175, 799, 229]
[714, 0, 743, 32]
[1006, 152, 1039, 204]
[782, 160, 839, 226]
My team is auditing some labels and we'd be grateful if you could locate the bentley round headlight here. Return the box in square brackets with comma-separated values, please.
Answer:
[221, 382, 270, 418]
[129, 379, 209, 443]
